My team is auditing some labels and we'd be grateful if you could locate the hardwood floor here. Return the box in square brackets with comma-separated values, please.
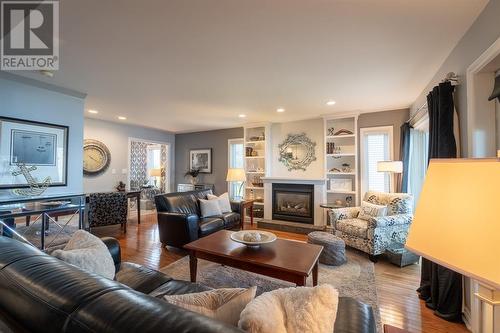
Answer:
[92, 214, 470, 333]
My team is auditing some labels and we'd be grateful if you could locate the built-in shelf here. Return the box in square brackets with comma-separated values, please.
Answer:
[246, 186, 264, 190]
[326, 134, 355, 139]
[324, 114, 359, 206]
[245, 140, 266, 144]
[253, 202, 264, 206]
[327, 190, 356, 194]
[246, 171, 265, 174]
[245, 156, 265, 159]
[326, 153, 355, 157]
[326, 172, 356, 175]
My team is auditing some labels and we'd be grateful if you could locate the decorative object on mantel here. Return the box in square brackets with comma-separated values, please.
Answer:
[0, 116, 68, 189]
[278, 133, 317, 171]
[10, 163, 52, 196]
[83, 139, 111, 176]
[184, 168, 200, 185]
[190, 148, 212, 173]
[333, 129, 354, 136]
[345, 196, 353, 207]
[116, 181, 126, 192]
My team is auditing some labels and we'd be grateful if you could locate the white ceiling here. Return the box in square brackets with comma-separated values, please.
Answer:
[17, 0, 488, 133]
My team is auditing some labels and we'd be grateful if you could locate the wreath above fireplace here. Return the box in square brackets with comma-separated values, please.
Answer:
[278, 133, 317, 171]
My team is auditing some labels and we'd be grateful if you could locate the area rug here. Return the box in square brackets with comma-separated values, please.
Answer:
[160, 249, 382, 332]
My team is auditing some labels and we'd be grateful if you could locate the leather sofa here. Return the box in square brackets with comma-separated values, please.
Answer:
[155, 189, 242, 248]
[0, 236, 376, 333]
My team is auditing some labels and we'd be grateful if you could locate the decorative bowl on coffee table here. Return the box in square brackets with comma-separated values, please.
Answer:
[230, 230, 277, 247]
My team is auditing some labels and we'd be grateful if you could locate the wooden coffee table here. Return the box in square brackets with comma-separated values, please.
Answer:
[184, 230, 323, 286]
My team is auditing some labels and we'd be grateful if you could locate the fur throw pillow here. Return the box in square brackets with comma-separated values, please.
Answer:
[52, 230, 115, 279]
[239, 285, 339, 333]
[163, 287, 257, 326]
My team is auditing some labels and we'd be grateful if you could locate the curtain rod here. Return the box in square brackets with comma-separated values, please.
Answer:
[407, 72, 459, 124]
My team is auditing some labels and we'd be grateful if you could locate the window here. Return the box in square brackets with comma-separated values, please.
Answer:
[407, 115, 429, 209]
[360, 126, 393, 195]
[228, 138, 244, 198]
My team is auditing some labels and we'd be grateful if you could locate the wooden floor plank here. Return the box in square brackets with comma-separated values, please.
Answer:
[91, 214, 469, 333]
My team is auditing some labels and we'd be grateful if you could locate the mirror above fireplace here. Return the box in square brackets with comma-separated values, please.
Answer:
[278, 133, 317, 171]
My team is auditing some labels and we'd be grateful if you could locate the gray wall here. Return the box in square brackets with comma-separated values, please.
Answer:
[175, 127, 243, 195]
[357, 109, 409, 195]
[84, 118, 175, 193]
[358, 109, 410, 161]
[0, 73, 85, 198]
[410, 0, 500, 157]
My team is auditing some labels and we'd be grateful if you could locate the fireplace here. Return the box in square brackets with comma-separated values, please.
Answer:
[272, 183, 314, 224]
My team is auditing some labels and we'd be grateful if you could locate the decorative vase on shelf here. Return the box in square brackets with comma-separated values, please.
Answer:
[190, 176, 198, 185]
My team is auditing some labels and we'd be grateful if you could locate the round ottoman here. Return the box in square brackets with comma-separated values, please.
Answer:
[307, 231, 347, 266]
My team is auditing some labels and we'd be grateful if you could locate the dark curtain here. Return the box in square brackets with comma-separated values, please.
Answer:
[418, 81, 462, 322]
[399, 122, 411, 192]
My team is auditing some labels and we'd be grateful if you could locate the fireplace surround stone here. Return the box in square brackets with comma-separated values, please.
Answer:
[262, 177, 327, 226]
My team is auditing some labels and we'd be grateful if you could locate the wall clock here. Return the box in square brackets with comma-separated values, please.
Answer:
[83, 139, 111, 176]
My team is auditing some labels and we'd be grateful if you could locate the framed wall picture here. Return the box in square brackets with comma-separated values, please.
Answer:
[189, 148, 212, 173]
[0, 116, 69, 189]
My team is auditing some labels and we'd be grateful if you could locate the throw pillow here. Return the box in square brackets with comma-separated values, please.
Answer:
[357, 201, 387, 221]
[199, 198, 223, 217]
[239, 285, 339, 333]
[52, 230, 115, 279]
[163, 287, 257, 326]
[207, 192, 232, 213]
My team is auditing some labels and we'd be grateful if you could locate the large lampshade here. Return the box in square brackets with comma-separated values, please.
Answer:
[149, 168, 161, 177]
[226, 168, 246, 182]
[405, 158, 500, 289]
[377, 161, 403, 173]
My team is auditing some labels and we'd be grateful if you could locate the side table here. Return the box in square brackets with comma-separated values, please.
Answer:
[239, 199, 257, 229]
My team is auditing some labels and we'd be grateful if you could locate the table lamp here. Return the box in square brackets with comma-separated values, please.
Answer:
[149, 168, 161, 187]
[226, 168, 246, 199]
[405, 158, 500, 333]
[377, 160, 403, 192]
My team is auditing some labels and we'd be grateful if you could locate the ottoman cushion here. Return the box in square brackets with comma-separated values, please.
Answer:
[307, 231, 347, 266]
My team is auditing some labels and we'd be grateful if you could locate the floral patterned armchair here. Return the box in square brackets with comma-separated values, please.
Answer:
[329, 191, 413, 261]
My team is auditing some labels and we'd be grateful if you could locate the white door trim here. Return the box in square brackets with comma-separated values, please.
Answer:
[466, 36, 500, 158]
[127, 137, 172, 193]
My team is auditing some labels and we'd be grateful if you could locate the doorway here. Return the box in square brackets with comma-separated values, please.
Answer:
[128, 138, 170, 214]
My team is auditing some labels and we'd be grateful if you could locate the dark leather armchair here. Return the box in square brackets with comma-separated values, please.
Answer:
[155, 189, 242, 248]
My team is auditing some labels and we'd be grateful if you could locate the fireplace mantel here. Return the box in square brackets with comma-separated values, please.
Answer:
[262, 177, 327, 226]
[261, 177, 327, 185]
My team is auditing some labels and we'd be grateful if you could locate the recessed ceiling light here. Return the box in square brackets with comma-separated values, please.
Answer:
[88, 109, 99, 114]
[326, 100, 336, 106]
[277, 108, 285, 113]
[118, 116, 127, 120]
[238, 114, 247, 118]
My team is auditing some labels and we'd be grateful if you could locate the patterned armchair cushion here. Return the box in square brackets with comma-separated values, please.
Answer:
[363, 191, 413, 216]
[329, 207, 360, 225]
[336, 218, 369, 239]
[88, 192, 128, 227]
[367, 213, 413, 229]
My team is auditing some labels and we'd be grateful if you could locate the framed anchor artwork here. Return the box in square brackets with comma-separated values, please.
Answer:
[0, 116, 69, 192]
